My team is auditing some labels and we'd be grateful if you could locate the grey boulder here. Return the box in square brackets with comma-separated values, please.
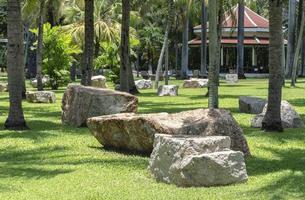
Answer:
[26, 91, 56, 103]
[183, 79, 208, 88]
[157, 85, 178, 96]
[226, 74, 238, 84]
[91, 75, 107, 88]
[239, 96, 267, 114]
[135, 79, 152, 89]
[0, 83, 8, 92]
[30, 76, 50, 88]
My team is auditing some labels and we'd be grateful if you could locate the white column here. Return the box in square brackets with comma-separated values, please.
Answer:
[221, 47, 224, 66]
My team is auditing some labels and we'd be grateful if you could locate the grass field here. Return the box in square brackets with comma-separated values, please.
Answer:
[0, 78, 305, 200]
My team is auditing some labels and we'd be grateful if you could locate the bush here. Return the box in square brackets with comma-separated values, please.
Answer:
[32, 23, 80, 89]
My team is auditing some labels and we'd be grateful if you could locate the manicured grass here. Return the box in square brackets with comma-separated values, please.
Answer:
[0, 77, 305, 200]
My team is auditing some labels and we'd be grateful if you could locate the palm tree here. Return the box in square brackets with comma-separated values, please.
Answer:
[81, 0, 94, 86]
[36, 0, 45, 91]
[200, 0, 207, 78]
[262, 0, 284, 132]
[237, 0, 245, 79]
[5, 0, 27, 130]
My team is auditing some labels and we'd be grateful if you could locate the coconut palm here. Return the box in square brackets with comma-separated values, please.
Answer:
[5, 0, 27, 130]
[200, 0, 207, 78]
[262, 0, 284, 132]
[237, 0, 245, 79]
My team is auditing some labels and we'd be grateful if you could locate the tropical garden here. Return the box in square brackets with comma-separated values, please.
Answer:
[0, 0, 305, 199]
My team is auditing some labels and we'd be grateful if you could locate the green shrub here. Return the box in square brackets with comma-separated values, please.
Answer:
[32, 23, 80, 89]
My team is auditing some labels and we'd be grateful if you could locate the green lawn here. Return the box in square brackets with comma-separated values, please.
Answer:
[0, 78, 305, 200]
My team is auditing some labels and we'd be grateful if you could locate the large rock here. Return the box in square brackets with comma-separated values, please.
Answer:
[26, 91, 56, 103]
[226, 74, 238, 84]
[0, 83, 8, 92]
[62, 84, 138, 127]
[183, 79, 208, 88]
[251, 101, 305, 128]
[135, 79, 152, 90]
[91, 75, 107, 88]
[149, 134, 248, 187]
[87, 109, 250, 156]
[239, 96, 267, 114]
[157, 85, 178, 96]
[30, 76, 50, 88]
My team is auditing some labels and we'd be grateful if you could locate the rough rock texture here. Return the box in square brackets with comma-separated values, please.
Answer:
[149, 134, 248, 187]
[251, 101, 305, 128]
[91, 75, 107, 88]
[87, 109, 250, 156]
[30, 76, 50, 88]
[62, 84, 138, 127]
[135, 79, 152, 89]
[26, 91, 56, 103]
[239, 96, 267, 114]
[183, 79, 208, 88]
[226, 74, 238, 83]
[0, 83, 8, 92]
[157, 85, 179, 96]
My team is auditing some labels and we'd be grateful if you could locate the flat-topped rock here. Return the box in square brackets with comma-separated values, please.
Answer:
[135, 79, 152, 89]
[149, 134, 248, 187]
[87, 109, 250, 156]
[239, 96, 267, 114]
[0, 83, 8, 92]
[26, 91, 56, 103]
[91, 75, 107, 88]
[226, 74, 238, 84]
[183, 79, 208, 88]
[157, 85, 178, 96]
[251, 101, 305, 128]
[62, 84, 138, 127]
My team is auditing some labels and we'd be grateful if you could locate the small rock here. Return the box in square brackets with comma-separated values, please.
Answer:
[239, 96, 267, 114]
[0, 83, 8, 92]
[157, 85, 178, 96]
[183, 79, 208, 88]
[226, 74, 238, 84]
[26, 91, 56, 103]
[149, 134, 248, 187]
[91, 75, 107, 88]
[135, 79, 152, 90]
[251, 100, 305, 128]
[30, 76, 50, 88]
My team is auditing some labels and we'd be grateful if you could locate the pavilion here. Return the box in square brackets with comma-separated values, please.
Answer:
[189, 6, 285, 74]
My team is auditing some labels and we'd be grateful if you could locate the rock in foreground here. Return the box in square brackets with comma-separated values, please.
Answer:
[26, 91, 56, 103]
[62, 84, 138, 127]
[251, 101, 305, 128]
[239, 96, 267, 114]
[149, 134, 248, 187]
[87, 109, 250, 156]
[91, 75, 107, 88]
[183, 79, 208, 88]
[135, 79, 152, 89]
[157, 85, 178, 96]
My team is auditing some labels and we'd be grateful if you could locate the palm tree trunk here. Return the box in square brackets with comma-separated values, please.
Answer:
[165, 42, 169, 85]
[181, 11, 189, 79]
[154, 0, 174, 89]
[119, 0, 130, 92]
[285, 0, 297, 78]
[81, 0, 94, 86]
[5, 0, 27, 130]
[291, 1, 305, 86]
[262, 0, 284, 132]
[237, 0, 245, 79]
[301, 38, 305, 76]
[208, 0, 219, 109]
[36, 0, 45, 91]
[200, 0, 207, 78]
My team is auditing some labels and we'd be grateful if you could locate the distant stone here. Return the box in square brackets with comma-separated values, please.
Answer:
[0, 83, 8, 92]
[157, 85, 178, 96]
[91, 75, 107, 88]
[239, 96, 267, 114]
[30, 76, 50, 88]
[62, 84, 138, 127]
[183, 78, 208, 88]
[135, 79, 152, 90]
[149, 134, 248, 187]
[87, 109, 250, 156]
[226, 74, 238, 83]
[251, 101, 305, 128]
[26, 91, 56, 103]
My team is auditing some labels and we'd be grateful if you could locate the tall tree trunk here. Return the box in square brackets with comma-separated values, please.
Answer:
[94, 38, 100, 58]
[36, 0, 45, 91]
[262, 0, 284, 132]
[200, 0, 207, 78]
[208, 0, 219, 109]
[291, 1, 305, 86]
[5, 0, 27, 130]
[119, 0, 130, 92]
[181, 10, 189, 79]
[285, 0, 297, 78]
[165, 42, 169, 85]
[81, 0, 94, 86]
[301, 37, 305, 76]
[237, 0, 245, 79]
[154, 0, 174, 89]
